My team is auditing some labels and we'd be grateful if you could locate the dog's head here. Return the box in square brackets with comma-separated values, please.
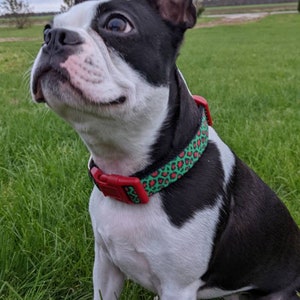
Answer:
[30, 0, 196, 170]
[31, 0, 195, 109]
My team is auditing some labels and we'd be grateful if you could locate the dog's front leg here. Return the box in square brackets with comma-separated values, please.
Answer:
[159, 281, 200, 300]
[159, 290, 196, 300]
[93, 242, 125, 300]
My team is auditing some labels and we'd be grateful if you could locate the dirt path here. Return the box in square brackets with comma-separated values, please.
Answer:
[196, 13, 267, 28]
[0, 37, 41, 43]
[196, 10, 297, 28]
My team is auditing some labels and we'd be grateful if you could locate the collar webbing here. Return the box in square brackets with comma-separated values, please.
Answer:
[88, 95, 211, 205]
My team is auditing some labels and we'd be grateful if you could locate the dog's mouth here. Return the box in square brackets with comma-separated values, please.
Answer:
[32, 67, 51, 103]
[32, 66, 70, 104]
[34, 78, 47, 103]
[32, 67, 127, 106]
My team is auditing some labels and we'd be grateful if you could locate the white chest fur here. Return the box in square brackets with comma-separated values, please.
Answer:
[89, 185, 222, 295]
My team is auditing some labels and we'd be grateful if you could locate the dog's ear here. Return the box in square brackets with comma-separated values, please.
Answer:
[148, 0, 196, 29]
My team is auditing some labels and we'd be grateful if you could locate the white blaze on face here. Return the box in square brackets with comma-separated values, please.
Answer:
[53, 1, 125, 105]
[59, 40, 126, 104]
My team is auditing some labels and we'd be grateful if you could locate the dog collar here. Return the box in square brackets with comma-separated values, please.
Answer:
[88, 95, 212, 205]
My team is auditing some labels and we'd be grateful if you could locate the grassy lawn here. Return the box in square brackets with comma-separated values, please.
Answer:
[0, 26, 44, 39]
[203, 2, 298, 14]
[0, 13, 299, 299]
[0, 15, 54, 28]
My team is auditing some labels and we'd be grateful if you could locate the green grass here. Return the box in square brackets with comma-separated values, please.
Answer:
[0, 14, 299, 299]
[203, 2, 298, 14]
[0, 15, 54, 28]
[0, 26, 44, 38]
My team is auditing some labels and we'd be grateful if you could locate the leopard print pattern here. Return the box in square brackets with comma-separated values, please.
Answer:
[124, 114, 209, 204]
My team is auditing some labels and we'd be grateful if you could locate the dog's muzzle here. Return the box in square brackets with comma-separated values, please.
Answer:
[31, 27, 83, 103]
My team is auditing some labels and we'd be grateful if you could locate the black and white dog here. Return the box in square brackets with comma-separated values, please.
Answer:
[30, 0, 300, 299]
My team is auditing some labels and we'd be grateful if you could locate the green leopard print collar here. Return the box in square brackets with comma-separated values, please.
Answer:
[89, 97, 210, 205]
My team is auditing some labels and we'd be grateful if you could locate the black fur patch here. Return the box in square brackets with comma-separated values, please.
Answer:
[201, 157, 300, 294]
[91, 0, 184, 85]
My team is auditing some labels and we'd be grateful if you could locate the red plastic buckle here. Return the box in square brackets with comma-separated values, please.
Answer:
[90, 166, 149, 204]
[193, 95, 213, 126]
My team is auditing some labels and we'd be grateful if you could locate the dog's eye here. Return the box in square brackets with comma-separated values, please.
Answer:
[104, 16, 132, 33]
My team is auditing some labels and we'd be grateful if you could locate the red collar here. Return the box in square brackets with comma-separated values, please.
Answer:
[88, 95, 212, 205]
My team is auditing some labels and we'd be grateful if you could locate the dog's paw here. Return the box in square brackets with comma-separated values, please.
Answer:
[153, 296, 159, 300]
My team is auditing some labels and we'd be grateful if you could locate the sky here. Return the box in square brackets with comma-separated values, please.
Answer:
[28, 0, 63, 13]
[0, 0, 65, 14]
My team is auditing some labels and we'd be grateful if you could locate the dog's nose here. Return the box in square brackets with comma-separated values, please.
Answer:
[43, 28, 83, 55]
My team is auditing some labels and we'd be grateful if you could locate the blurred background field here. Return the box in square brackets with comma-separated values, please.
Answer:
[0, 10, 299, 300]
